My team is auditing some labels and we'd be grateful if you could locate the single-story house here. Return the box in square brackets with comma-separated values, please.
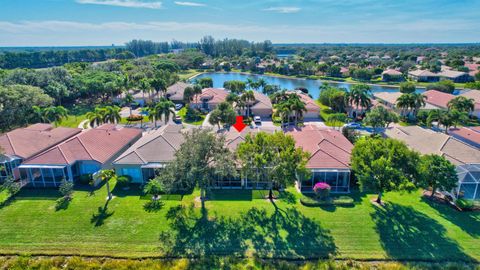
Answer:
[217, 126, 278, 189]
[438, 70, 473, 83]
[286, 91, 320, 119]
[166, 82, 192, 104]
[0, 124, 81, 182]
[423, 90, 455, 110]
[449, 127, 480, 149]
[408, 70, 440, 82]
[113, 90, 156, 106]
[382, 69, 404, 82]
[190, 88, 229, 111]
[385, 126, 480, 166]
[112, 124, 185, 184]
[373, 92, 403, 110]
[459, 90, 480, 118]
[19, 124, 142, 187]
[239, 92, 273, 118]
[286, 125, 353, 193]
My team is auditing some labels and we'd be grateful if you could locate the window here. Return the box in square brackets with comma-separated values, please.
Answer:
[121, 168, 142, 182]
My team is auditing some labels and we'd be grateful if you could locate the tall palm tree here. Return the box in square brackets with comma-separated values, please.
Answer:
[156, 99, 176, 125]
[147, 105, 159, 128]
[257, 78, 267, 92]
[139, 78, 151, 103]
[192, 84, 203, 105]
[288, 97, 307, 126]
[346, 84, 372, 116]
[411, 93, 426, 118]
[447, 96, 475, 113]
[274, 103, 292, 127]
[150, 78, 167, 100]
[396, 94, 414, 117]
[241, 90, 256, 117]
[123, 93, 135, 117]
[86, 107, 106, 127]
[44, 106, 69, 124]
[103, 106, 121, 124]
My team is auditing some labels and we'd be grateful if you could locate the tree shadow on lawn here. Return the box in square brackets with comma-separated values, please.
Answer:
[15, 188, 61, 200]
[158, 203, 336, 259]
[90, 200, 114, 227]
[371, 203, 476, 262]
[421, 197, 480, 238]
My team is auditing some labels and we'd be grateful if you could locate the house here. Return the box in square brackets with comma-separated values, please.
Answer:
[190, 88, 229, 111]
[0, 124, 82, 182]
[113, 125, 184, 184]
[18, 125, 142, 187]
[465, 62, 479, 77]
[459, 90, 480, 118]
[215, 126, 278, 189]
[286, 125, 353, 193]
[408, 70, 440, 82]
[166, 81, 192, 104]
[382, 69, 404, 82]
[239, 92, 273, 118]
[438, 70, 473, 83]
[423, 90, 455, 110]
[449, 127, 480, 149]
[286, 91, 320, 119]
[373, 92, 403, 110]
[385, 126, 480, 166]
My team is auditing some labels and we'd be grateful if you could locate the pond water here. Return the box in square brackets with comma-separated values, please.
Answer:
[192, 72, 425, 99]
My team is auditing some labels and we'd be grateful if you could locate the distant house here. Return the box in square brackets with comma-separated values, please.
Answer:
[449, 127, 480, 149]
[190, 88, 229, 111]
[459, 90, 480, 118]
[286, 125, 353, 193]
[166, 82, 192, 104]
[19, 125, 142, 187]
[113, 125, 184, 184]
[113, 90, 155, 106]
[286, 91, 320, 119]
[382, 69, 404, 82]
[239, 92, 273, 118]
[0, 124, 82, 182]
[340, 67, 350, 77]
[408, 70, 440, 82]
[373, 92, 403, 110]
[423, 90, 455, 110]
[465, 62, 479, 77]
[438, 70, 473, 83]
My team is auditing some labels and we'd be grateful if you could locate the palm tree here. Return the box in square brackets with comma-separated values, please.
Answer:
[103, 106, 121, 124]
[411, 93, 426, 118]
[183, 86, 195, 104]
[123, 93, 135, 117]
[31, 106, 48, 123]
[235, 99, 246, 115]
[44, 106, 69, 124]
[150, 78, 167, 100]
[147, 105, 161, 128]
[274, 103, 292, 127]
[288, 97, 307, 126]
[396, 94, 413, 117]
[346, 84, 372, 117]
[192, 84, 203, 105]
[257, 78, 267, 92]
[447, 96, 475, 114]
[97, 169, 115, 201]
[139, 78, 151, 103]
[86, 107, 106, 127]
[241, 90, 256, 117]
[156, 99, 176, 124]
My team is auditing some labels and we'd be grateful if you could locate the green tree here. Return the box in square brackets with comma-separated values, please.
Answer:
[426, 80, 455, 94]
[399, 82, 416, 94]
[2, 176, 21, 197]
[123, 92, 135, 117]
[59, 179, 74, 199]
[86, 107, 106, 127]
[327, 113, 347, 130]
[150, 78, 167, 99]
[103, 105, 121, 124]
[155, 99, 176, 124]
[196, 77, 213, 89]
[223, 80, 246, 94]
[447, 96, 475, 113]
[345, 84, 372, 113]
[288, 96, 307, 126]
[351, 137, 419, 204]
[236, 132, 310, 200]
[418, 154, 458, 199]
[96, 170, 115, 201]
[143, 179, 165, 201]
[208, 102, 236, 128]
[43, 106, 69, 124]
[241, 90, 256, 117]
[363, 106, 399, 134]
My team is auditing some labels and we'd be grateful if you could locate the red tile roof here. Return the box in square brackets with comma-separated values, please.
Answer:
[24, 124, 142, 165]
[197, 88, 229, 105]
[286, 91, 320, 112]
[0, 124, 82, 159]
[423, 90, 455, 109]
[286, 125, 353, 169]
[449, 127, 480, 146]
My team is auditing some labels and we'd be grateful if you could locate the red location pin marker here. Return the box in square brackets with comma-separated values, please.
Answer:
[232, 115, 247, 132]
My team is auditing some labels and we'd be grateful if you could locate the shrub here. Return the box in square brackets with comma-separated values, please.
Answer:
[78, 174, 92, 185]
[300, 195, 354, 207]
[59, 179, 74, 199]
[313, 182, 331, 200]
[126, 114, 143, 122]
[116, 175, 132, 187]
[2, 177, 21, 196]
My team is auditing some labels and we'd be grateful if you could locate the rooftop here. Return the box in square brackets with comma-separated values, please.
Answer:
[196, 88, 229, 105]
[223, 126, 277, 151]
[423, 90, 455, 109]
[166, 82, 192, 102]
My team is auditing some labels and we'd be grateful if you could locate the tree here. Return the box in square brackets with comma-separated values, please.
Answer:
[288, 96, 307, 126]
[167, 129, 236, 208]
[86, 107, 106, 127]
[351, 137, 419, 204]
[139, 78, 152, 101]
[396, 94, 413, 117]
[43, 106, 69, 124]
[97, 170, 115, 201]
[155, 99, 176, 124]
[143, 178, 165, 201]
[103, 105, 121, 124]
[318, 84, 346, 113]
[123, 92, 135, 117]
[236, 132, 310, 200]
[273, 102, 292, 127]
[241, 90, 256, 117]
[196, 77, 213, 89]
[363, 106, 399, 134]
[183, 86, 195, 104]
[223, 80, 246, 94]
[426, 80, 455, 94]
[327, 113, 347, 130]
[345, 84, 372, 113]
[2, 176, 21, 197]
[208, 102, 236, 128]
[447, 96, 475, 113]
[418, 154, 458, 199]
[399, 82, 416, 94]
[59, 179, 74, 200]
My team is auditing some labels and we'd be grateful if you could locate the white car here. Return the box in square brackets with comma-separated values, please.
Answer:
[343, 122, 362, 129]
[175, 104, 183, 110]
[254, 116, 261, 124]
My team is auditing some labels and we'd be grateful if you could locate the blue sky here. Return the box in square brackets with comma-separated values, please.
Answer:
[0, 0, 479, 46]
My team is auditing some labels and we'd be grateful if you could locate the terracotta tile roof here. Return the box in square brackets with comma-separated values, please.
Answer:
[24, 124, 142, 165]
[166, 82, 192, 101]
[223, 126, 277, 151]
[286, 91, 320, 112]
[196, 88, 229, 105]
[0, 124, 82, 159]
[285, 125, 353, 169]
[374, 92, 403, 105]
[113, 124, 184, 165]
[409, 70, 438, 77]
[423, 90, 455, 109]
[449, 127, 480, 147]
[251, 92, 273, 110]
[382, 69, 402, 76]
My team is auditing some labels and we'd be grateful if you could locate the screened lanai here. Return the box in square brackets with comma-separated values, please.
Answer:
[453, 164, 480, 200]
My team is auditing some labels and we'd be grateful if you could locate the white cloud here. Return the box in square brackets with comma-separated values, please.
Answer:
[76, 0, 162, 9]
[174, 1, 205, 7]
[263, 6, 301, 14]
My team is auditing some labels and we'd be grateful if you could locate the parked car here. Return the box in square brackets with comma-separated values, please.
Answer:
[343, 122, 362, 129]
[174, 116, 182, 123]
[254, 116, 261, 124]
[175, 104, 183, 110]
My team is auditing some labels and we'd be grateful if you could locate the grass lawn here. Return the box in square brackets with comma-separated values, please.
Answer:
[0, 179, 478, 261]
[177, 107, 205, 126]
[56, 104, 95, 128]
[178, 69, 203, 80]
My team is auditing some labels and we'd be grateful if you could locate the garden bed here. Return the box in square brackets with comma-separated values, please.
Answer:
[300, 195, 354, 207]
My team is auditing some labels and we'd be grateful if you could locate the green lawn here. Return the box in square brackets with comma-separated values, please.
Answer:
[56, 104, 95, 128]
[0, 180, 478, 261]
[178, 69, 203, 80]
[177, 107, 205, 126]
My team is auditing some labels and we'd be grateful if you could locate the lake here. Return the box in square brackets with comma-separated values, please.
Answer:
[191, 72, 424, 99]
